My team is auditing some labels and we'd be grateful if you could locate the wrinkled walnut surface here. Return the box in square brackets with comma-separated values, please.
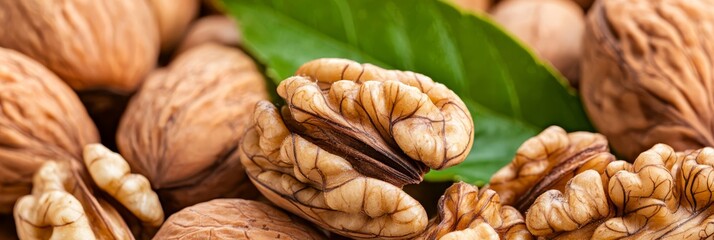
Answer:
[416, 182, 532, 240]
[581, 0, 714, 160]
[154, 199, 326, 240]
[527, 144, 714, 239]
[117, 44, 267, 214]
[0, 48, 99, 213]
[14, 161, 133, 240]
[487, 126, 614, 212]
[0, 0, 158, 92]
[240, 58, 473, 239]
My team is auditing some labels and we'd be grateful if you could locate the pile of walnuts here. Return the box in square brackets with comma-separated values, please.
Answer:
[1, 0, 714, 239]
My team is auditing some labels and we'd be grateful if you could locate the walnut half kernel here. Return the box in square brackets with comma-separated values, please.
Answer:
[240, 58, 474, 239]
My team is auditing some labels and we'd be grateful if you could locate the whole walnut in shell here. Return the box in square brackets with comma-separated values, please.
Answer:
[149, 0, 199, 53]
[491, 0, 585, 85]
[240, 58, 474, 239]
[0, 48, 99, 214]
[580, 0, 714, 160]
[0, 0, 158, 92]
[154, 199, 326, 239]
[174, 15, 241, 56]
[526, 144, 714, 239]
[117, 44, 267, 214]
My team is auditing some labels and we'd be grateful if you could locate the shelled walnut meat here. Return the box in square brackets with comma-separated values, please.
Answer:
[0, 0, 158, 92]
[14, 144, 163, 240]
[581, 0, 714, 160]
[416, 182, 531, 240]
[240, 58, 474, 239]
[526, 144, 714, 239]
[0, 48, 99, 214]
[487, 126, 615, 212]
[117, 44, 268, 214]
[154, 199, 326, 239]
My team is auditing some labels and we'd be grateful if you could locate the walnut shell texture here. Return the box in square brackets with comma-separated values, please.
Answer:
[581, 0, 714, 159]
[0, 0, 159, 92]
[154, 199, 326, 240]
[0, 48, 99, 214]
[149, 0, 199, 53]
[117, 44, 267, 214]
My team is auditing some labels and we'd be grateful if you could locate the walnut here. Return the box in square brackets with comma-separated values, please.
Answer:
[416, 182, 532, 240]
[580, 0, 714, 160]
[0, 0, 158, 92]
[174, 15, 241, 56]
[0, 48, 99, 214]
[149, 0, 199, 52]
[491, 0, 585, 85]
[154, 199, 327, 239]
[526, 144, 714, 239]
[240, 58, 474, 239]
[14, 144, 164, 240]
[117, 44, 268, 214]
[487, 126, 615, 212]
[14, 161, 134, 240]
[448, 0, 492, 12]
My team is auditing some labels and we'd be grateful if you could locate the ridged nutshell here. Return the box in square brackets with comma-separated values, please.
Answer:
[0, 0, 158, 92]
[0, 48, 99, 213]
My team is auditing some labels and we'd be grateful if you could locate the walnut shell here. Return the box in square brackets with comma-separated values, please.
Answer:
[0, 48, 99, 214]
[526, 144, 714, 239]
[580, 0, 714, 159]
[154, 199, 326, 239]
[149, 0, 199, 53]
[0, 0, 158, 92]
[240, 58, 473, 239]
[491, 0, 585, 85]
[117, 44, 267, 214]
[174, 15, 241, 56]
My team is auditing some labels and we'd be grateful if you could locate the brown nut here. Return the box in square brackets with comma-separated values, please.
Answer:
[487, 126, 615, 212]
[14, 161, 133, 240]
[491, 0, 585, 85]
[580, 0, 714, 160]
[526, 144, 714, 239]
[117, 44, 267, 214]
[448, 0, 492, 12]
[240, 58, 474, 239]
[0, 48, 99, 214]
[0, 0, 158, 92]
[416, 182, 532, 240]
[174, 15, 241, 56]
[154, 199, 327, 239]
[149, 0, 199, 53]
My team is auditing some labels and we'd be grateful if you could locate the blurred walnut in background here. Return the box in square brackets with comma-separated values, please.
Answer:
[491, 0, 585, 86]
[149, 0, 200, 53]
[0, 0, 158, 93]
[581, 0, 714, 160]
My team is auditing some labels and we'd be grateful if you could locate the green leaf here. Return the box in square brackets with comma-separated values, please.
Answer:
[223, 0, 593, 185]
